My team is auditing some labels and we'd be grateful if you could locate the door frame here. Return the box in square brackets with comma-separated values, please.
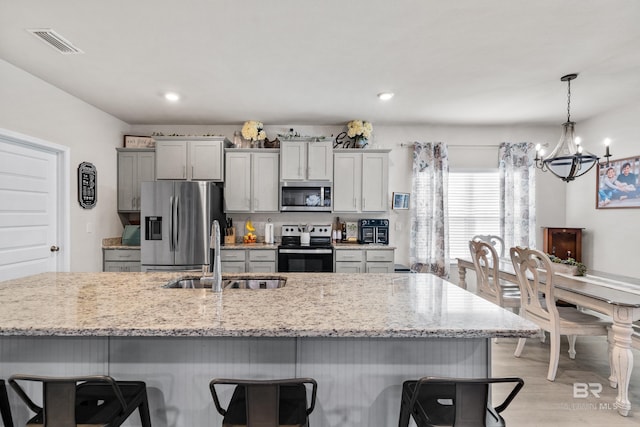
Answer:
[0, 128, 71, 272]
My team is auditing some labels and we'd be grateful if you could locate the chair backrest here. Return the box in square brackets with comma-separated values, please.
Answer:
[468, 240, 503, 306]
[509, 247, 559, 329]
[0, 379, 14, 427]
[409, 376, 524, 427]
[472, 235, 505, 258]
[8, 374, 128, 426]
[210, 378, 317, 427]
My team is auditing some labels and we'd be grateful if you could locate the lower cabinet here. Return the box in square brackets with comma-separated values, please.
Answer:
[220, 248, 276, 273]
[334, 248, 395, 273]
[103, 248, 141, 272]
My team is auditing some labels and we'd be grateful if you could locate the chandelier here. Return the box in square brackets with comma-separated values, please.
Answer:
[534, 74, 612, 182]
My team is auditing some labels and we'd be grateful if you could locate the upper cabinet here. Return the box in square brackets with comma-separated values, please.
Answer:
[117, 148, 155, 212]
[280, 140, 332, 181]
[333, 149, 389, 213]
[155, 136, 227, 181]
[224, 149, 279, 213]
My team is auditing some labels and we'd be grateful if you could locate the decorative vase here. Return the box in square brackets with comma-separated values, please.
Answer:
[354, 136, 368, 148]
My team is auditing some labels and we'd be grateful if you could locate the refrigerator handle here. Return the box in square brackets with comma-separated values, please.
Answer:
[169, 196, 175, 251]
[175, 195, 180, 247]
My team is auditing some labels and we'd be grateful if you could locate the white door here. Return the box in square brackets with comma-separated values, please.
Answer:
[0, 129, 69, 280]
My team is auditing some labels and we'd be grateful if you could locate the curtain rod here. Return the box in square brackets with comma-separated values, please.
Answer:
[399, 143, 501, 148]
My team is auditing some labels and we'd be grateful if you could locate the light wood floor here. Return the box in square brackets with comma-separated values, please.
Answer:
[491, 335, 640, 426]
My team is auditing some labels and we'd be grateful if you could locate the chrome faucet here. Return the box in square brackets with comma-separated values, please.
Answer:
[201, 220, 222, 292]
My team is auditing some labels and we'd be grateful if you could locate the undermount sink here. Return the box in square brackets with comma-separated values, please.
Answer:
[164, 276, 287, 290]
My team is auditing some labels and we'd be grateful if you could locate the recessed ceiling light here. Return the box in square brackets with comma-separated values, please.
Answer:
[377, 92, 394, 101]
[164, 92, 180, 102]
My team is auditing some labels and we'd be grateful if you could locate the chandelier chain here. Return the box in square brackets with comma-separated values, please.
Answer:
[566, 78, 571, 123]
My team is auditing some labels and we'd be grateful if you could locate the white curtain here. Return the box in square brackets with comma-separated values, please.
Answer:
[410, 142, 449, 278]
[499, 142, 536, 251]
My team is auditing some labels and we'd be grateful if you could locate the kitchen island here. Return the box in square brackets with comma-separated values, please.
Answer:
[0, 272, 537, 426]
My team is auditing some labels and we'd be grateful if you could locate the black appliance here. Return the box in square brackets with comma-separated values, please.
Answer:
[278, 224, 334, 272]
[358, 219, 389, 245]
[280, 182, 332, 212]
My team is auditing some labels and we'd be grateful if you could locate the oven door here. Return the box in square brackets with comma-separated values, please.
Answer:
[278, 248, 334, 272]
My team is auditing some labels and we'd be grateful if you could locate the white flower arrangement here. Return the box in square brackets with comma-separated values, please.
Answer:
[347, 120, 373, 139]
[241, 120, 267, 141]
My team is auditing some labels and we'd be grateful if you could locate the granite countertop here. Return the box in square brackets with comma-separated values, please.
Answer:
[221, 243, 279, 250]
[0, 272, 538, 339]
[102, 237, 139, 250]
[334, 243, 397, 250]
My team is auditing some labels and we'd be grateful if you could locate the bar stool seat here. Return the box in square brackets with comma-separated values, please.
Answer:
[210, 378, 317, 427]
[8, 375, 151, 427]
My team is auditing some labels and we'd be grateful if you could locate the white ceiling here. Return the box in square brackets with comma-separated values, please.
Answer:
[1, 0, 639, 126]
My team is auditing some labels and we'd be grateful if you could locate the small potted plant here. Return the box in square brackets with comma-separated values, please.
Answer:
[548, 254, 587, 276]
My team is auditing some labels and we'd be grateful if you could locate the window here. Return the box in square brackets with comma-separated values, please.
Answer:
[448, 170, 500, 259]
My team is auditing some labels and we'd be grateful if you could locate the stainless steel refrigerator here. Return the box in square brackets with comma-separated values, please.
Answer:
[141, 181, 225, 271]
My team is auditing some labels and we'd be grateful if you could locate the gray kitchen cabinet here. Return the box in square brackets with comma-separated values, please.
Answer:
[334, 249, 364, 273]
[103, 248, 141, 272]
[220, 248, 276, 273]
[365, 249, 395, 273]
[333, 150, 389, 213]
[155, 137, 226, 181]
[334, 248, 395, 273]
[224, 149, 279, 213]
[280, 140, 332, 181]
[117, 148, 155, 212]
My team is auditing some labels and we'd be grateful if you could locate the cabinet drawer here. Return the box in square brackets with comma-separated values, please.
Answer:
[365, 250, 394, 262]
[220, 250, 246, 262]
[104, 249, 140, 262]
[335, 250, 364, 262]
[335, 262, 364, 273]
[249, 250, 276, 262]
[248, 262, 276, 273]
[221, 261, 246, 273]
[366, 263, 394, 273]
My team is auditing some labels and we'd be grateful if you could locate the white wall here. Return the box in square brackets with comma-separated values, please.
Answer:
[0, 59, 130, 272]
[566, 102, 640, 278]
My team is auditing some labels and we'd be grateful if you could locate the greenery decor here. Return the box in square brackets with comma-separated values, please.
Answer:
[548, 254, 587, 276]
[241, 120, 266, 142]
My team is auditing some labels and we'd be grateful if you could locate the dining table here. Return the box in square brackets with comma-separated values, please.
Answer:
[457, 256, 640, 417]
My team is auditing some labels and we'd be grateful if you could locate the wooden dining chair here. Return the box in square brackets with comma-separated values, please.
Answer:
[510, 247, 610, 381]
[469, 240, 520, 313]
[471, 234, 505, 259]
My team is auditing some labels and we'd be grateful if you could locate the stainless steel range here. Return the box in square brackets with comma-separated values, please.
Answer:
[278, 224, 334, 272]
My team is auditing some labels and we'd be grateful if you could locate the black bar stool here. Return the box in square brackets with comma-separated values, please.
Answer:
[210, 378, 317, 427]
[398, 376, 524, 427]
[0, 380, 13, 427]
[9, 374, 151, 427]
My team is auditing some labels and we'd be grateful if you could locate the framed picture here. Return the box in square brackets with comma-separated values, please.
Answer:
[124, 135, 155, 148]
[596, 155, 640, 209]
[392, 192, 410, 210]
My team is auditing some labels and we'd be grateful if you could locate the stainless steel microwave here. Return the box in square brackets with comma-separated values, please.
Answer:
[280, 181, 332, 212]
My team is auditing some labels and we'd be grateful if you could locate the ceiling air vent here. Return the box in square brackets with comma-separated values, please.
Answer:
[27, 28, 83, 54]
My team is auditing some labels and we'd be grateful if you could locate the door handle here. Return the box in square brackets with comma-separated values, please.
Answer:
[50, 245, 60, 252]
[169, 196, 175, 251]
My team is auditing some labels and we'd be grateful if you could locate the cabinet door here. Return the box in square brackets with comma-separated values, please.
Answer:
[280, 141, 306, 180]
[156, 141, 187, 180]
[253, 152, 279, 212]
[248, 262, 276, 273]
[117, 151, 137, 211]
[362, 152, 388, 212]
[333, 153, 361, 212]
[366, 263, 394, 273]
[136, 151, 155, 209]
[224, 152, 251, 212]
[307, 141, 333, 181]
[191, 140, 223, 181]
[335, 262, 364, 273]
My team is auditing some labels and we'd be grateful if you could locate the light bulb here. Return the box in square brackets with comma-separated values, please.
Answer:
[535, 143, 541, 152]
[574, 136, 582, 145]
[604, 138, 611, 146]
